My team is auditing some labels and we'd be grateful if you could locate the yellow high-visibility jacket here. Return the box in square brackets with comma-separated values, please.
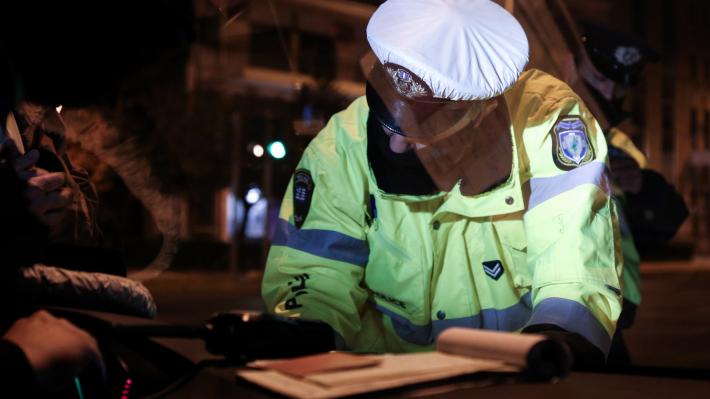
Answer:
[608, 127, 648, 169]
[263, 69, 624, 357]
[607, 127, 646, 306]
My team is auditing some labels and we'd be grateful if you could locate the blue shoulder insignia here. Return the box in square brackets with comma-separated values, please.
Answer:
[552, 116, 595, 170]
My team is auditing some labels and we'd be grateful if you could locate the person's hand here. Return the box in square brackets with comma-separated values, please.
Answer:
[2, 310, 105, 392]
[6, 140, 72, 227]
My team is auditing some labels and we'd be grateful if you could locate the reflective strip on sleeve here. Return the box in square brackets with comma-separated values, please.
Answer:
[376, 293, 533, 346]
[272, 218, 369, 267]
[525, 297, 612, 356]
[528, 161, 610, 211]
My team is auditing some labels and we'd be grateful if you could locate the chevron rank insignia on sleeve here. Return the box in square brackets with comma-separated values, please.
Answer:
[482, 260, 504, 280]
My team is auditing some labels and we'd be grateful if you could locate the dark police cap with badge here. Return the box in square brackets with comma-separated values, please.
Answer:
[582, 22, 661, 86]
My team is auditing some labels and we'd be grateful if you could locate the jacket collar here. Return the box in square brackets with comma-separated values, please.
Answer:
[367, 117, 525, 218]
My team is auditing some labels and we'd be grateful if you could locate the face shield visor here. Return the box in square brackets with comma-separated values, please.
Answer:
[363, 54, 514, 196]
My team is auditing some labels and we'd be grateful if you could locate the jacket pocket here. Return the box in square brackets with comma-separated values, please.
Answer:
[364, 220, 430, 326]
[492, 214, 531, 290]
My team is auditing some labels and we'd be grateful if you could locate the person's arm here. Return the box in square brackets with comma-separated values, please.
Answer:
[2, 310, 104, 393]
[521, 99, 623, 367]
[262, 115, 376, 352]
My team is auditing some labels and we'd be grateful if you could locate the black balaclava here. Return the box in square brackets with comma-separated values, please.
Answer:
[366, 111, 438, 196]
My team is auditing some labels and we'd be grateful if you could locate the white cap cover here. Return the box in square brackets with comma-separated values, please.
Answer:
[366, 0, 529, 101]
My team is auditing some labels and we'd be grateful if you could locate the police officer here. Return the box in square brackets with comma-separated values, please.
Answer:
[579, 22, 688, 365]
[580, 22, 687, 255]
[263, 0, 623, 367]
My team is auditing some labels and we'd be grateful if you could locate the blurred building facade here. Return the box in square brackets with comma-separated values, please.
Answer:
[74, 0, 710, 272]
[179, 0, 376, 271]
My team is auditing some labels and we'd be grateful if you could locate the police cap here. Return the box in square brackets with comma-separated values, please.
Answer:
[582, 22, 660, 87]
[364, 0, 528, 140]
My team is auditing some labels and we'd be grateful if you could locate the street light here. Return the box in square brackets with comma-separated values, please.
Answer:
[251, 144, 265, 158]
[245, 186, 262, 205]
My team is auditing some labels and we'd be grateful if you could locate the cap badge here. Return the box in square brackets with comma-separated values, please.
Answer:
[384, 63, 431, 99]
[614, 46, 642, 66]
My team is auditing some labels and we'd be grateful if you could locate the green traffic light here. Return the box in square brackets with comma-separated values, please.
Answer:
[267, 141, 286, 159]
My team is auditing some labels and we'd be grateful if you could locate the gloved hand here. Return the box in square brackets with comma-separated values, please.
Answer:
[523, 324, 605, 370]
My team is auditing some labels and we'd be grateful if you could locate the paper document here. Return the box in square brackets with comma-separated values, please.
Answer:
[237, 328, 571, 399]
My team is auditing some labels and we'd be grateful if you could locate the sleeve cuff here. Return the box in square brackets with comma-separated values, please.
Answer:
[524, 297, 613, 357]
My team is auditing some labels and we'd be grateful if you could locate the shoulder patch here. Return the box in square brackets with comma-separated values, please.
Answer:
[551, 116, 595, 170]
[293, 169, 314, 228]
